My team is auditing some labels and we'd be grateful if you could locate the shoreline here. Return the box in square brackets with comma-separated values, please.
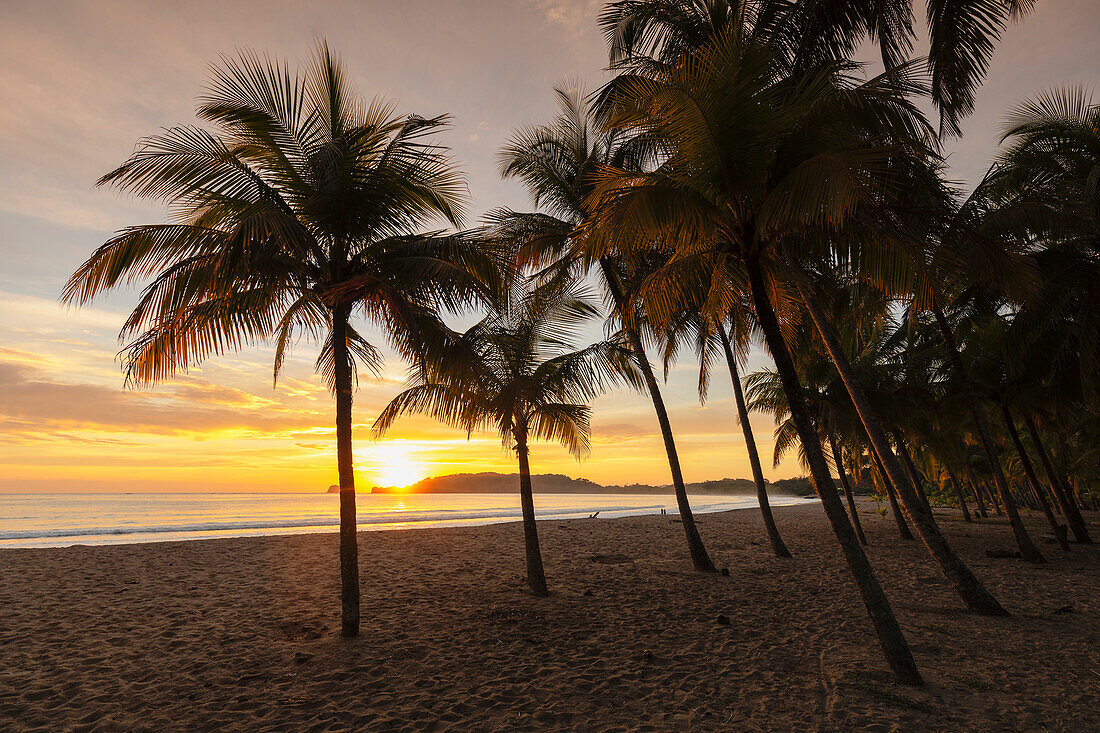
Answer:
[0, 493, 815, 550]
[2, 501, 1096, 731]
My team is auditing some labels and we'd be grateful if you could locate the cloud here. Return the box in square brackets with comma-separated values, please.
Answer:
[0, 360, 322, 438]
[0, 292, 127, 334]
[529, 0, 601, 39]
[295, 442, 332, 451]
[592, 421, 657, 441]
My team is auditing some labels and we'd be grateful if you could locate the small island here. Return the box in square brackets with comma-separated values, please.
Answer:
[333, 472, 816, 496]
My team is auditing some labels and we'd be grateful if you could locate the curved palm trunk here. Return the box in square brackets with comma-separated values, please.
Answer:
[987, 484, 1003, 514]
[1052, 433, 1093, 510]
[830, 435, 868, 546]
[745, 256, 921, 685]
[598, 258, 715, 572]
[871, 446, 914, 540]
[1020, 481, 1038, 511]
[931, 304, 1044, 563]
[1025, 415, 1091, 544]
[1001, 406, 1070, 552]
[515, 427, 549, 596]
[893, 433, 933, 515]
[945, 467, 971, 523]
[718, 327, 791, 557]
[332, 306, 361, 637]
[1028, 484, 1045, 512]
[800, 290, 1007, 616]
[969, 480, 988, 518]
[969, 468, 1001, 515]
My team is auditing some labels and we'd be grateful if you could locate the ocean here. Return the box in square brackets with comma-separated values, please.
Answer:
[0, 492, 814, 549]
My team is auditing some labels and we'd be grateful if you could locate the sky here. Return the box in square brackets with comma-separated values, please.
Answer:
[1, 0, 1098, 493]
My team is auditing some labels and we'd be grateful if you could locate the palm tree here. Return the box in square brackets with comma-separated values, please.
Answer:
[490, 84, 717, 572]
[883, 298, 1037, 543]
[985, 87, 1100, 542]
[1027, 414, 1091, 543]
[830, 437, 869, 545]
[657, 305, 792, 557]
[717, 322, 792, 556]
[372, 280, 639, 596]
[958, 309, 1072, 549]
[62, 43, 498, 637]
[599, 0, 1035, 580]
[924, 294, 1044, 562]
[792, 272, 1014, 606]
[742, 291, 901, 547]
[599, 0, 1035, 134]
[585, 28, 929, 684]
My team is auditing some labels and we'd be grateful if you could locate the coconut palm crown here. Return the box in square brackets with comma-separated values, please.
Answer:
[373, 279, 640, 595]
[599, 0, 1036, 135]
[62, 42, 500, 637]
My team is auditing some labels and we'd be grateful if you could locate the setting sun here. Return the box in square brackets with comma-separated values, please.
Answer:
[365, 441, 426, 489]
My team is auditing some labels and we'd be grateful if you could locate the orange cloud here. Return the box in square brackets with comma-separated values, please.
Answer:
[0, 361, 320, 436]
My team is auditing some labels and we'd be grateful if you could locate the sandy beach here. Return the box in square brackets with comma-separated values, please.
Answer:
[1, 501, 1097, 732]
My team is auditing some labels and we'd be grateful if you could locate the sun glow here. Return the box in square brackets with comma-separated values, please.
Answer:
[366, 441, 427, 489]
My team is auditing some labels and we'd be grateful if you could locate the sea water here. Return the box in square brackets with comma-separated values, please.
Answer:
[0, 492, 813, 548]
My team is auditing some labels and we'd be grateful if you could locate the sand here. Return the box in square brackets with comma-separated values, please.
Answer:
[1, 501, 1097, 732]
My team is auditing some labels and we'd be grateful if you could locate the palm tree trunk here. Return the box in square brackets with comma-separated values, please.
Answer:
[968, 468, 1000, 516]
[893, 432, 933, 515]
[830, 435, 868, 545]
[514, 427, 549, 597]
[985, 483, 1003, 514]
[745, 255, 921, 685]
[598, 258, 715, 572]
[332, 305, 361, 638]
[800, 290, 1007, 615]
[945, 467, 971, 522]
[1052, 433, 1093, 510]
[969, 479, 988, 519]
[931, 303, 1044, 563]
[1016, 481, 1034, 510]
[1025, 415, 1091, 543]
[871, 443, 914, 540]
[1001, 406, 1069, 551]
[718, 326, 791, 557]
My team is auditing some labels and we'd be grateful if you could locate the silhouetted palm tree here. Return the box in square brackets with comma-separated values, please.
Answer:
[373, 280, 639, 596]
[599, 0, 1037, 582]
[656, 305, 792, 557]
[490, 84, 718, 572]
[987, 87, 1100, 533]
[584, 27, 931, 684]
[62, 43, 498, 636]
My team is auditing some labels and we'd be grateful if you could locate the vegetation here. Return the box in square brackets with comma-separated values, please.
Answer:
[66, 0, 1096, 691]
[63, 43, 498, 637]
[368, 473, 794, 495]
[491, 83, 719, 572]
[373, 280, 639, 595]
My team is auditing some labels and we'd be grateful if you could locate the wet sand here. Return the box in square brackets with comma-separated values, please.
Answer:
[1, 501, 1097, 731]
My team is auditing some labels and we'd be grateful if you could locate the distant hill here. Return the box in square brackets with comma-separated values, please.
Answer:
[358, 472, 816, 496]
[767, 477, 817, 496]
